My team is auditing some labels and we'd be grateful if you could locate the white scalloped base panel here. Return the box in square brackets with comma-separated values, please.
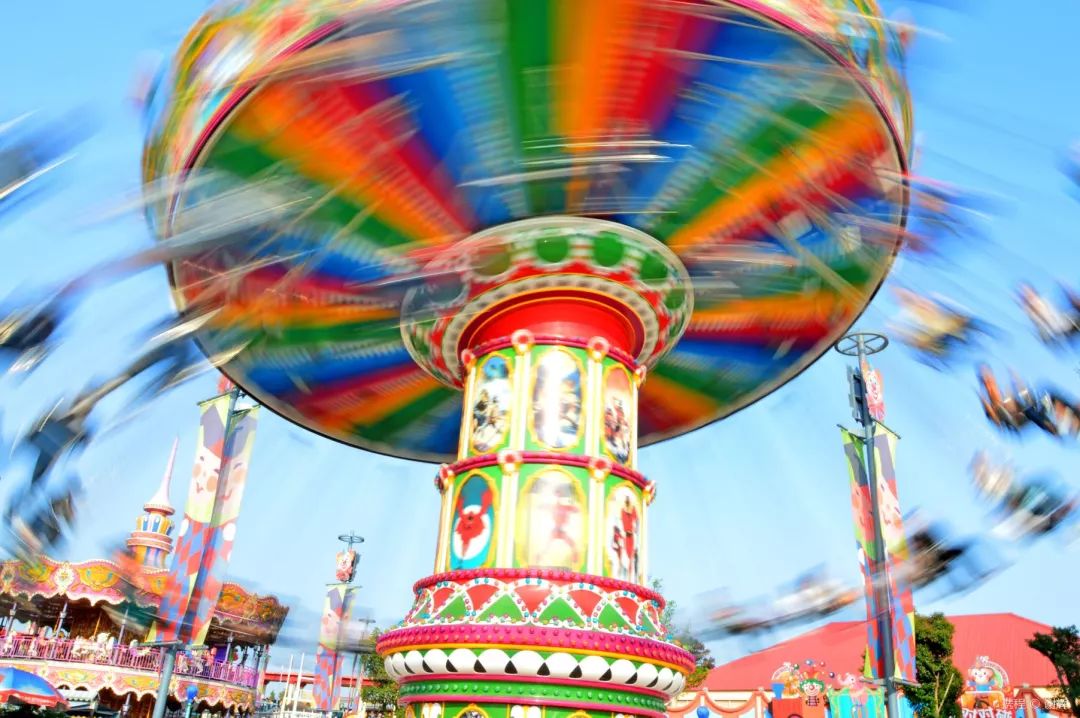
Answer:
[384, 646, 686, 697]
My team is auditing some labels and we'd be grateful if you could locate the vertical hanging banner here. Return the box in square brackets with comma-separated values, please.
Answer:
[149, 390, 260, 644]
[313, 584, 353, 711]
[151, 392, 234, 642]
[872, 426, 917, 684]
[841, 428, 883, 680]
[189, 403, 260, 645]
[840, 426, 917, 685]
[860, 358, 886, 423]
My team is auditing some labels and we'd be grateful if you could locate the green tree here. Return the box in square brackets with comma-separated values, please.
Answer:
[676, 632, 717, 689]
[652, 579, 716, 689]
[361, 629, 404, 718]
[905, 613, 963, 718]
[1028, 625, 1080, 718]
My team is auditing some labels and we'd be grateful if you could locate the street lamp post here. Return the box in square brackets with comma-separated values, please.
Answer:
[835, 331, 899, 718]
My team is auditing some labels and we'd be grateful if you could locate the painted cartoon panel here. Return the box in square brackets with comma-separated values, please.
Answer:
[530, 349, 583, 450]
[604, 483, 641, 582]
[450, 473, 496, 569]
[771, 659, 889, 718]
[961, 656, 1009, 714]
[602, 366, 633, 464]
[516, 468, 586, 570]
[471, 355, 512, 453]
[833, 673, 878, 718]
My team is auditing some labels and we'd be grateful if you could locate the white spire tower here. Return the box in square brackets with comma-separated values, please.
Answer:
[126, 437, 179, 569]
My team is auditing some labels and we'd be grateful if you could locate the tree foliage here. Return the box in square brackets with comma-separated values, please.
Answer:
[652, 579, 716, 689]
[361, 629, 404, 718]
[677, 632, 717, 689]
[1028, 625, 1080, 718]
[906, 613, 963, 718]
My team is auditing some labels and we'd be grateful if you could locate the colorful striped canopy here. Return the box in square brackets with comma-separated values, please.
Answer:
[144, 0, 911, 462]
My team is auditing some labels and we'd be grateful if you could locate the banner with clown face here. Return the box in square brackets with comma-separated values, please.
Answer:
[313, 584, 354, 711]
[150, 391, 259, 644]
[840, 427, 916, 685]
[871, 426, 916, 685]
[189, 404, 260, 645]
[151, 392, 233, 642]
[336, 548, 358, 583]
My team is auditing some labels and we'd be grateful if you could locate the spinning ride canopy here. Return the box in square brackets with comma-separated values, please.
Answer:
[145, 0, 912, 462]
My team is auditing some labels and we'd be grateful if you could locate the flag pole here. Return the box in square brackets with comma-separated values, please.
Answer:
[279, 654, 294, 718]
[837, 331, 899, 718]
[293, 652, 306, 714]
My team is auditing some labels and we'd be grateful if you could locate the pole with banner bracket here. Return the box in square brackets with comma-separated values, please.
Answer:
[835, 331, 900, 718]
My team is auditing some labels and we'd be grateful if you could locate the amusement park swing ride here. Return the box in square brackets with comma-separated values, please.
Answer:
[5, 2, 1080, 718]
[135, 2, 915, 718]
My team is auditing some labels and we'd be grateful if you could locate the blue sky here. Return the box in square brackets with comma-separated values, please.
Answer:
[1, 0, 1078, 676]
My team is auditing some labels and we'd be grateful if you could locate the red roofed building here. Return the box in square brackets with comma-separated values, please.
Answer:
[668, 614, 1066, 718]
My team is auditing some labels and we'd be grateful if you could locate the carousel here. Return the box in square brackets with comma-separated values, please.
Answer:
[0, 442, 288, 718]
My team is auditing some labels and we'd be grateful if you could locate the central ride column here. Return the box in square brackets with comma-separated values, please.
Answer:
[378, 217, 695, 718]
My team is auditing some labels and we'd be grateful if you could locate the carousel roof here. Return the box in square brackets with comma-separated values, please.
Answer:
[0, 555, 288, 642]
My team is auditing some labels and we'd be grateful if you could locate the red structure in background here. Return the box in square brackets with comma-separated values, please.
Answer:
[668, 614, 1066, 718]
[260, 670, 372, 690]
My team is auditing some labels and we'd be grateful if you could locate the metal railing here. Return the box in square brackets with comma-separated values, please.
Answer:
[0, 635, 259, 688]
